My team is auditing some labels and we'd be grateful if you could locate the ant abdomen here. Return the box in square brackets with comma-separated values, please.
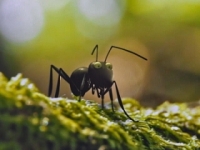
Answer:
[70, 67, 91, 96]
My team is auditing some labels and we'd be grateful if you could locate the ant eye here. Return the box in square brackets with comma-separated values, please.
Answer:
[93, 62, 102, 69]
[106, 63, 112, 69]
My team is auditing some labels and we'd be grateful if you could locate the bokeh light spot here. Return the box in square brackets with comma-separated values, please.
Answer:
[0, 0, 44, 43]
[77, 0, 125, 27]
[40, 0, 71, 11]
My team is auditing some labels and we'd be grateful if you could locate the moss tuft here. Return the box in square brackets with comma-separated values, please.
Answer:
[0, 72, 200, 150]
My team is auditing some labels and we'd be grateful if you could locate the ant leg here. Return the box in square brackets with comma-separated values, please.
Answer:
[54, 68, 73, 97]
[48, 65, 77, 97]
[55, 69, 61, 97]
[94, 87, 100, 98]
[91, 85, 95, 95]
[78, 74, 87, 101]
[48, 65, 55, 96]
[99, 88, 114, 111]
[100, 89, 105, 109]
[113, 81, 137, 122]
[48, 65, 66, 96]
[108, 88, 115, 112]
[101, 86, 114, 111]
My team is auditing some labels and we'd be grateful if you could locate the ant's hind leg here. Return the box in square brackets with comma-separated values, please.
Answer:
[48, 65, 60, 97]
[48, 65, 74, 98]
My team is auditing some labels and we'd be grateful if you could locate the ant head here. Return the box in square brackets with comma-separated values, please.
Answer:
[89, 44, 147, 88]
[88, 61, 113, 87]
[90, 45, 114, 86]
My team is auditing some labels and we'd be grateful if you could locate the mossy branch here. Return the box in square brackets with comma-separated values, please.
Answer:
[0, 73, 199, 150]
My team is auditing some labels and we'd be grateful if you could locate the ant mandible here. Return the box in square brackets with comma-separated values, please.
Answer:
[48, 45, 147, 122]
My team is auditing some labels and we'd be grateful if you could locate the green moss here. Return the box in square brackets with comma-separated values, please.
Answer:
[0, 72, 200, 150]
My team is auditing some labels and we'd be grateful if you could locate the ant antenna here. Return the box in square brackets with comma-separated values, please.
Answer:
[91, 45, 99, 61]
[104, 46, 148, 62]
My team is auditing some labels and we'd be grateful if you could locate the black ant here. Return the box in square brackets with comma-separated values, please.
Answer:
[48, 45, 147, 121]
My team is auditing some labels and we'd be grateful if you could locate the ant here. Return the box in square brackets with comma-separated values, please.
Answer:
[48, 45, 147, 121]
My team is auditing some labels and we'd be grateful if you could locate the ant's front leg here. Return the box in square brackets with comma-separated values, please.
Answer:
[102, 86, 114, 112]
[108, 88, 114, 112]
[113, 81, 137, 122]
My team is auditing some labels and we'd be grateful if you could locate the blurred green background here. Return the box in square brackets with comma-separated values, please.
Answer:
[0, 0, 200, 106]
